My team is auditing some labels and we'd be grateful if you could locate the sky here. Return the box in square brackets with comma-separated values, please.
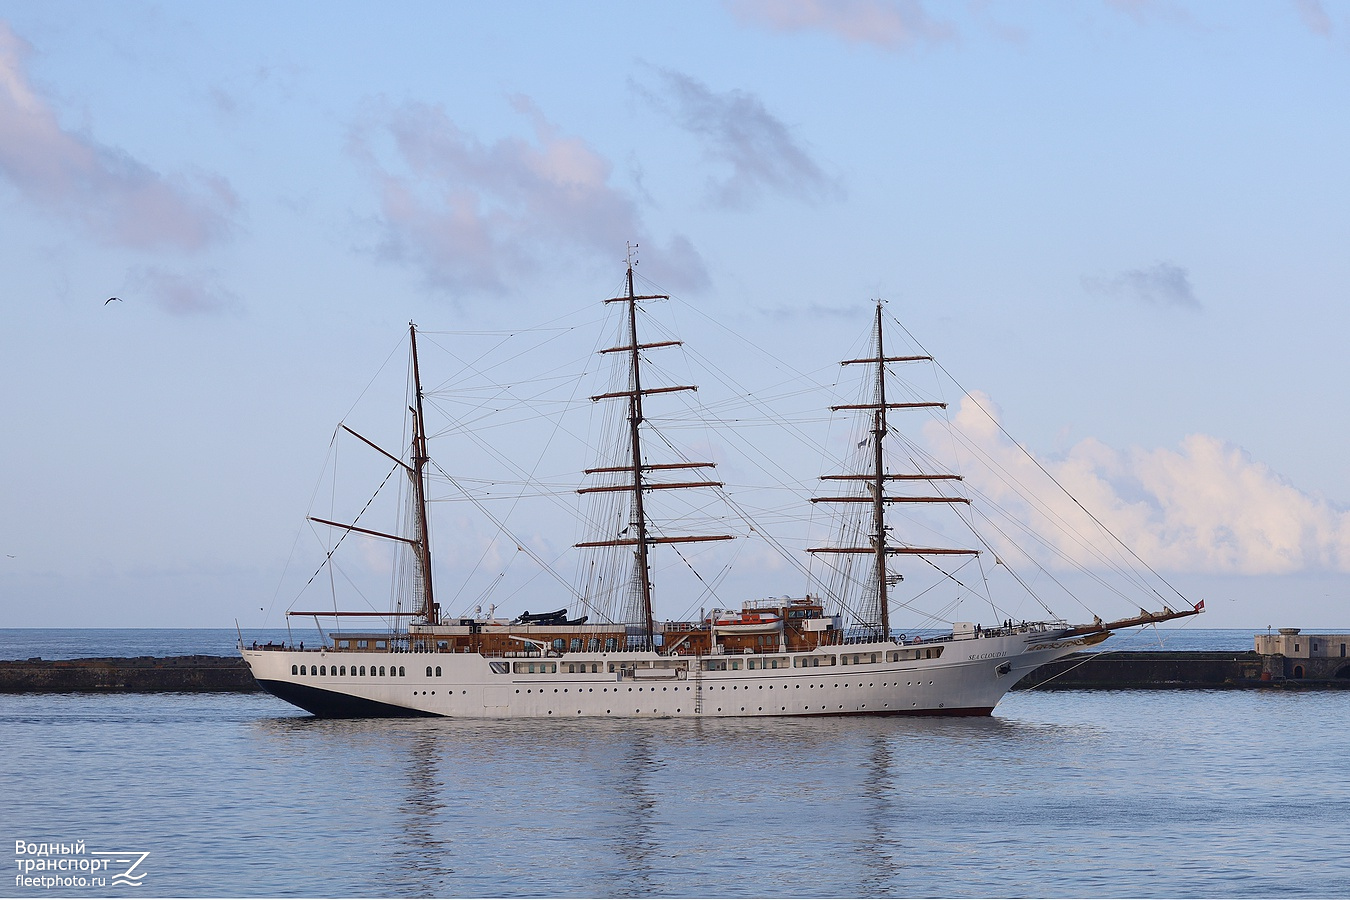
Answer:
[1, 0, 1348, 631]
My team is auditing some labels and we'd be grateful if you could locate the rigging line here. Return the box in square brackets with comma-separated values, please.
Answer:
[341, 332, 409, 425]
[264, 426, 345, 626]
[669, 542, 728, 617]
[959, 509, 1065, 619]
[429, 458, 598, 614]
[940, 424, 1161, 598]
[1019, 647, 1122, 692]
[961, 491, 1147, 612]
[890, 314, 1190, 606]
[296, 462, 402, 595]
[417, 319, 582, 396]
[888, 558, 979, 617]
[914, 553, 980, 595]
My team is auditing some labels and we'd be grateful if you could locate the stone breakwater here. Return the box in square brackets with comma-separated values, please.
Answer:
[0, 655, 258, 692]
[1, 651, 1347, 694]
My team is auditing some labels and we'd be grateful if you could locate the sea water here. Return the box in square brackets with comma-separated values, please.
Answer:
[3, 630, 1347, 898]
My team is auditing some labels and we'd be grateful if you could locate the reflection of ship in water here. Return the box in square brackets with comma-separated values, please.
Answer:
[388, 728, 455, 894]
[242, 256, 1201, 718]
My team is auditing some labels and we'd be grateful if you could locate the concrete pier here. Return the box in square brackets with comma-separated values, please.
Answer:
[1, 650, 1348, 694]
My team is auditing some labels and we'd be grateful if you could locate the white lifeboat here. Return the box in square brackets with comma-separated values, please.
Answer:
[711, 611, 784, 634]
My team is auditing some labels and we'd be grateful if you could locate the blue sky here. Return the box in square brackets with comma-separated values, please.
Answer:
[1, 0, 1347, 630]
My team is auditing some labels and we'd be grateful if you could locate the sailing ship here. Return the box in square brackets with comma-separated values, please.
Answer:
[241, 261, 1201, 718]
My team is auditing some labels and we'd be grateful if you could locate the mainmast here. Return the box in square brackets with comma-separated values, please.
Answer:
[576, 251, 732, 651]
[810, 301, 977, 640]
[409, 323, 438, 626]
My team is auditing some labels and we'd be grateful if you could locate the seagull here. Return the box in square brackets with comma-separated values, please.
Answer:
[105, 297, 121, 305]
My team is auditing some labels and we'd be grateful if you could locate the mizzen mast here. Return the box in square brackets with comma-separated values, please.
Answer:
[408, 322, 438, 626]
[576, 251, 732, 651]
[810, 301, 977, 639]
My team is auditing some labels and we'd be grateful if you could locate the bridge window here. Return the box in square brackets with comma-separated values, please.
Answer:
[588, 638, 601, 652]
[570, 638, 582, 652]
[604, 638, 617, 652]
[553, 639, 566, 652]
[357, 640, 368, 649]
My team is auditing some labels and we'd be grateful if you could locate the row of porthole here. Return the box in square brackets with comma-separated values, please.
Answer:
[293, 664, 405, 677]
[527, 705, 905, 715]
[513, 682, 933, 694]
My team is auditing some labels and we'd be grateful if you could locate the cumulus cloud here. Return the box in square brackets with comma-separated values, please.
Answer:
[127, 266, 238, 315]
[636, 69, 840, 209]
[350, 96, 706, 295]
[1083, 261, 1199, 310]
[726, 0, 955, 50]
[933, 392, 1350, 576]
[0, 22, 237, 251]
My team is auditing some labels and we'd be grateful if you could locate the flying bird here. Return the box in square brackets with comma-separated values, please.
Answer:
[105, 297, 122, 305]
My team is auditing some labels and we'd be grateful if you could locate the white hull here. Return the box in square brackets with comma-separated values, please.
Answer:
[242, 629, 1102, 719]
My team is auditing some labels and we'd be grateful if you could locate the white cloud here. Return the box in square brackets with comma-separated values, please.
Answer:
[0, 21, 237, 251]
[350, 96, 707, 295]
[636, 69, 840, 209]
[726, 0, 955, 50]
[933, 392, 1350, 576]
[127, 266, 238, 315]
[1083, 261, 1200, 309]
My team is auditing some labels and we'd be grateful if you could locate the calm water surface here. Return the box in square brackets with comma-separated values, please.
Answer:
[3, 688, 1345, 898]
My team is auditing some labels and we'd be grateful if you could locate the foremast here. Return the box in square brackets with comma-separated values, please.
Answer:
[810, 301, 977, 640]
[575, 255, 732, 651]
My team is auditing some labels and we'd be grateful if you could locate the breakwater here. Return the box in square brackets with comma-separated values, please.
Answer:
[1, 651, 1347, 694]
[0, 655, 258, 692]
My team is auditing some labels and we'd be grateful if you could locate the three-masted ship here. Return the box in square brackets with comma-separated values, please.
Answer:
[241, 264, 1200, 717]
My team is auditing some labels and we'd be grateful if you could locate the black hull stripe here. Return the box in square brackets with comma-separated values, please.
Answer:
[256, 679, 437, 718]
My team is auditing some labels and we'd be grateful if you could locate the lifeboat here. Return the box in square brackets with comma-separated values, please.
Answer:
[711, 611, 784, 634]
